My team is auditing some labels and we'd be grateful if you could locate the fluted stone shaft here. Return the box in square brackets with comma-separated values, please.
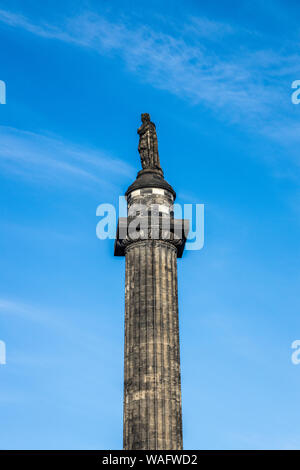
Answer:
[123, 240, 182, 450]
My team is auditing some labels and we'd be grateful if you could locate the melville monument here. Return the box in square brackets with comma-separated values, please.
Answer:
[114, 113, 189, 450]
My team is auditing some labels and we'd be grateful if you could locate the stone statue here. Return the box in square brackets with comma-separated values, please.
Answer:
[137, 113, 162, 171]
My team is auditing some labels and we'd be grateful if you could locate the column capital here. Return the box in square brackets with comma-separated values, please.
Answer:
[114, 217, 189, 258]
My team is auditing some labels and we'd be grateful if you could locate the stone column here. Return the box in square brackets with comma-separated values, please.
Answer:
[123, 240, 182, 450]
[114, 117, 189, 449]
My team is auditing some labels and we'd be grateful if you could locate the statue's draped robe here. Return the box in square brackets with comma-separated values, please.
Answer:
[138, 117, 161, 170]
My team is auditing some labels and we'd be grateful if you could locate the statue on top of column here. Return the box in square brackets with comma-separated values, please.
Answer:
[137, 113, 162, 171]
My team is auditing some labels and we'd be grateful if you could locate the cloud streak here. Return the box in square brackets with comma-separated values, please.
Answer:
[0, 7, 299, 175]
[0, 296, 112, 356]
[0, 125, 134, 190]
[0, 8, 297, 121]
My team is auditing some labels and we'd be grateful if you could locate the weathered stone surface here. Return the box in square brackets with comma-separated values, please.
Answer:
[125, 169, 175, 198]
[123, 241, 182, 450]
[137, 113, 161, 171]
[114, 217, 189, 258]
[115, 114, 187, 450]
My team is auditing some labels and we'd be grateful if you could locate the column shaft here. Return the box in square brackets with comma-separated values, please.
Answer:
[123, 240, 182, 450]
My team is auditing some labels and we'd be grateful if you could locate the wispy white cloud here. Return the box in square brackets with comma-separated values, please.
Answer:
[0, 296, 121, 416]
[0, 125, 134, 190]
[61, 12, 282, 119]
[0, 8, 73, 41]
[183, 16, 235, 40]
[0, 8, 299, 175]
[0, 8, 297, 121]
[0, 219, 81, 244]
[0, 297, 60, 326]
[0, 296, 112, 355]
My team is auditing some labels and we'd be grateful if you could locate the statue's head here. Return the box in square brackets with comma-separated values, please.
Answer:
[141, 113, 150, 123]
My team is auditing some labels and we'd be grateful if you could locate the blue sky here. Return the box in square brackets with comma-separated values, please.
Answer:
[0, 0, 300, 450]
